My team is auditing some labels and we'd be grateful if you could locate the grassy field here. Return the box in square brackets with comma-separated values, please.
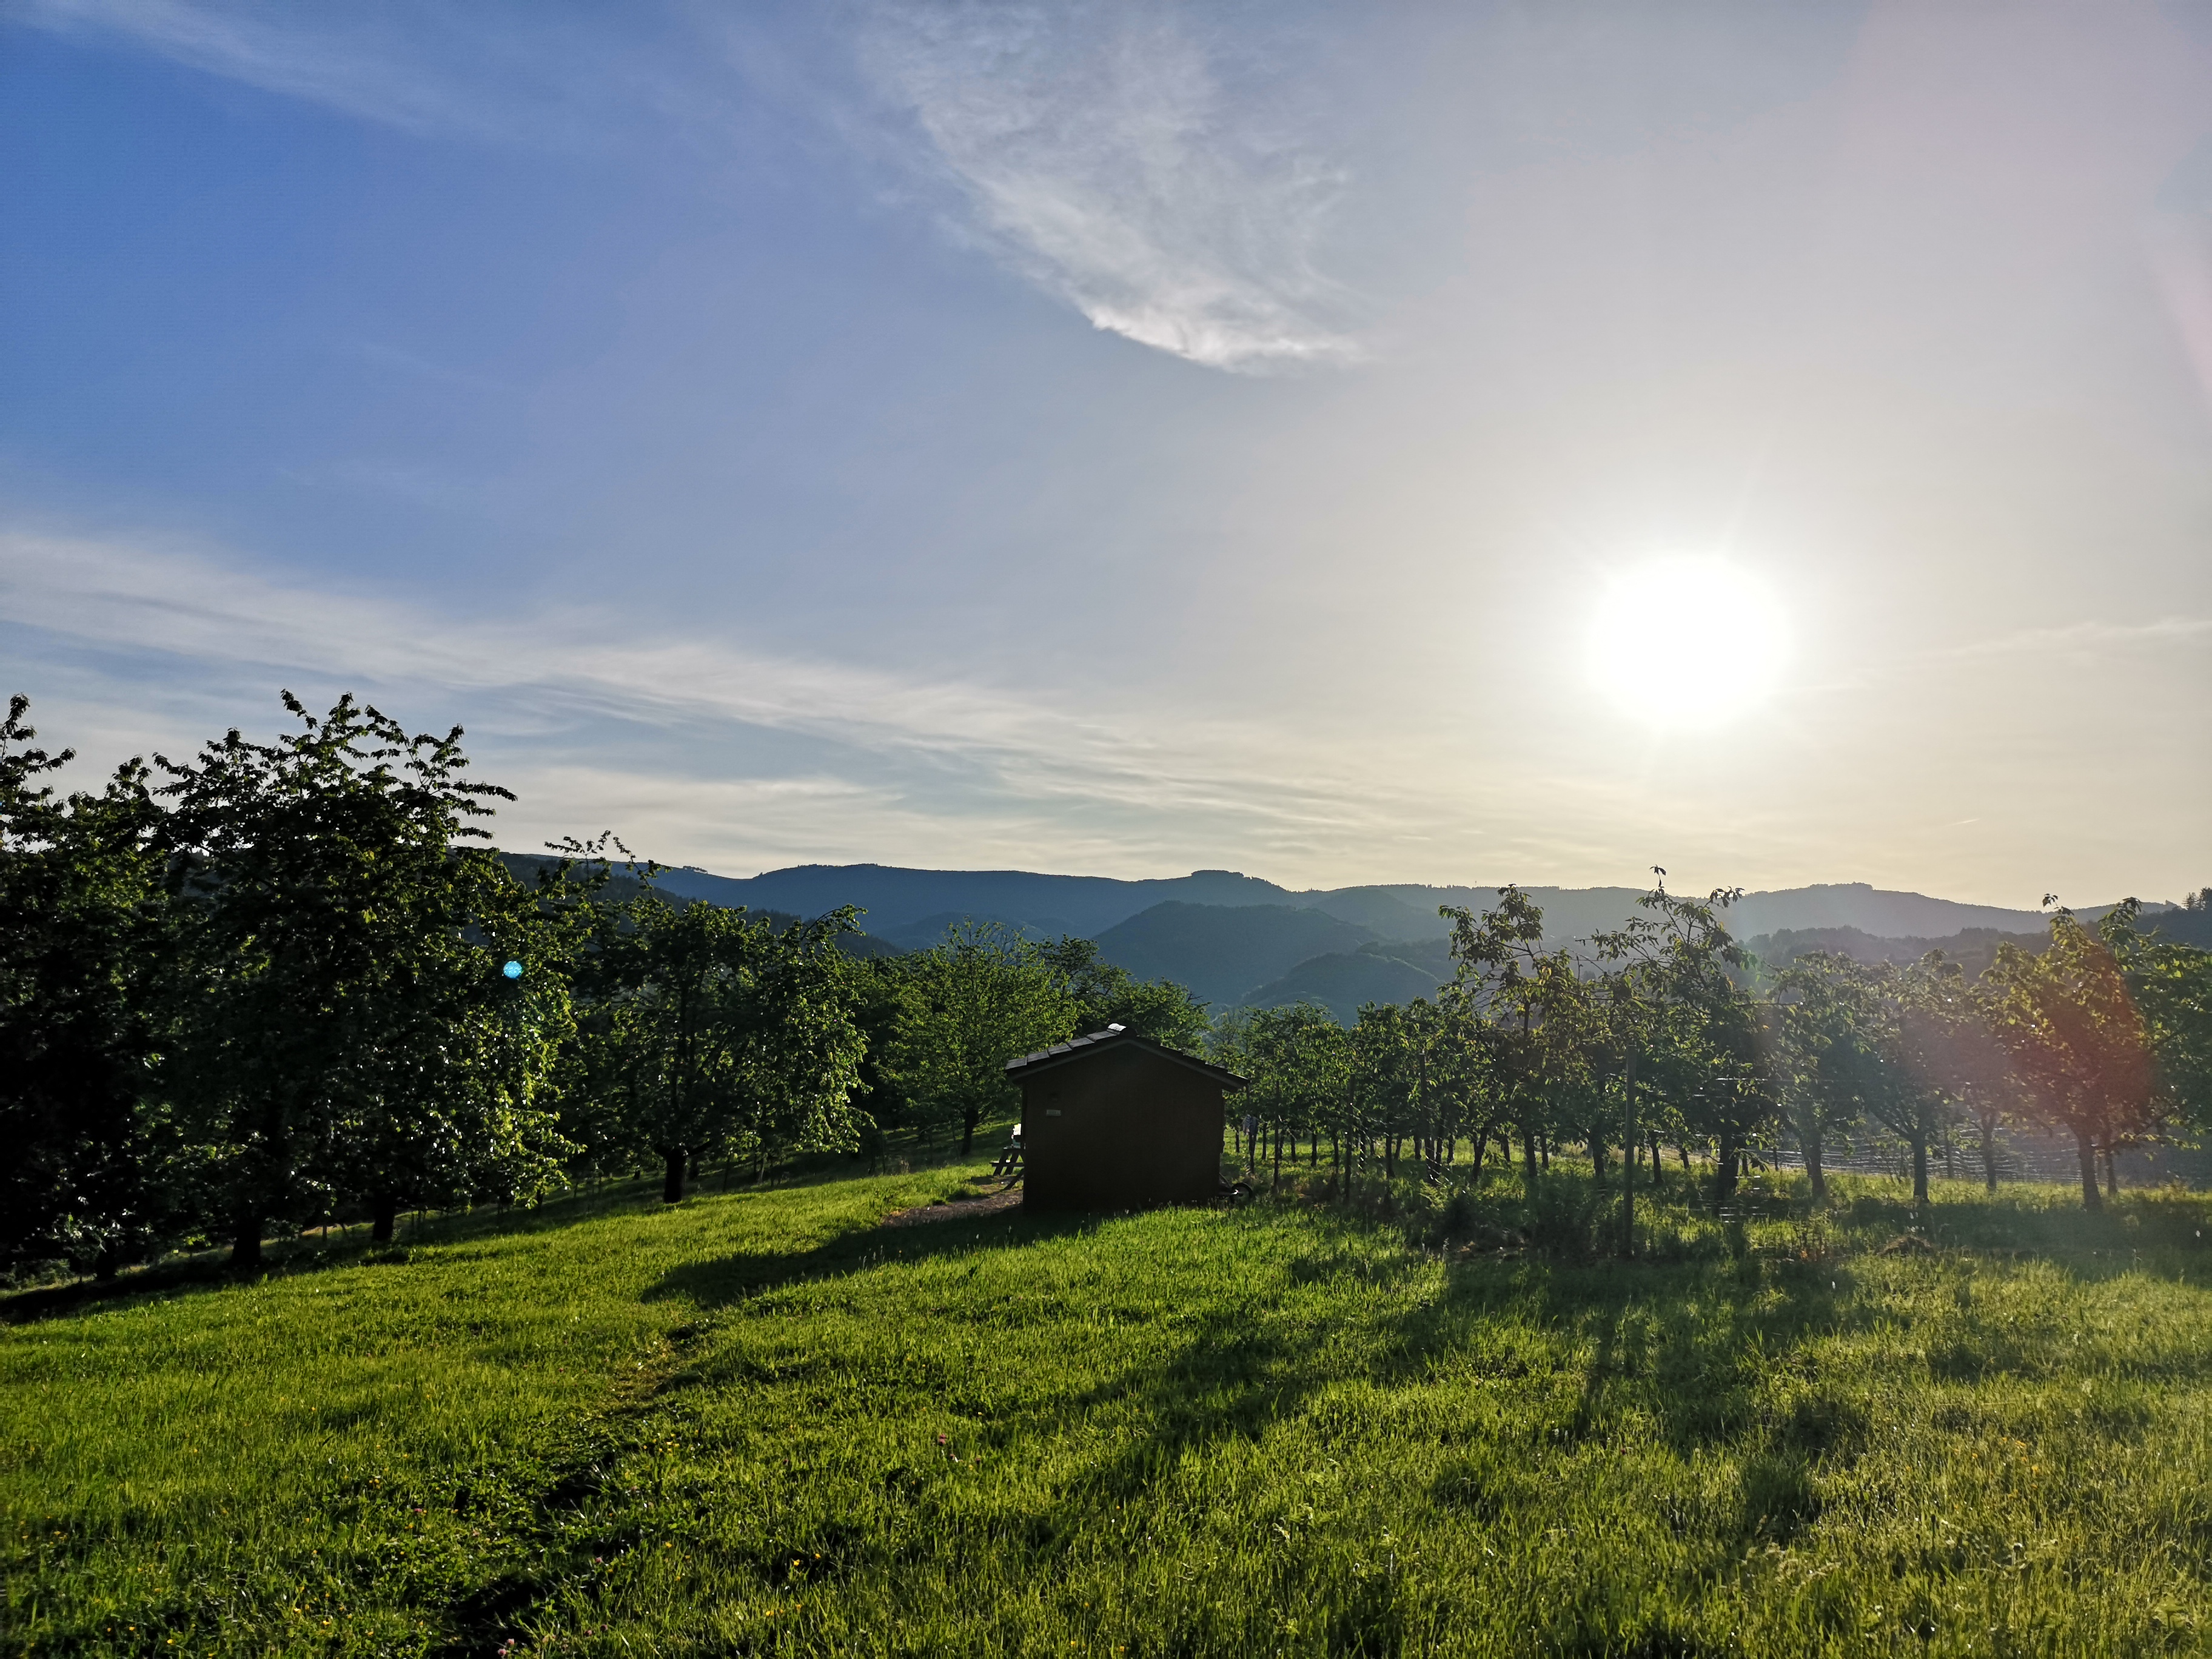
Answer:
[6, 1155, 2212, 1657]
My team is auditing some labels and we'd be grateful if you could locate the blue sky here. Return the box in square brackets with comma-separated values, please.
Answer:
[4, 1, 2208, 905]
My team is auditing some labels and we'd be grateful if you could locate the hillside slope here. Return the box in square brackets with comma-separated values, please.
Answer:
[508, 855, 2187, 998]
[9, 1168, 2212, 1655]
[620, 859, 2130, 948]
[1744, 925, 2051, 980]
[1093, 902, 1376, 1007]
[648, 863, 1289, 937]
[1242, 950, 1442, 1021]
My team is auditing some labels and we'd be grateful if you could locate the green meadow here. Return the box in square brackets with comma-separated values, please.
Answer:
[7, 1160, 2212, 1658]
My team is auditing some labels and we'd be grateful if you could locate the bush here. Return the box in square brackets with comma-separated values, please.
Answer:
[1526, 1179, 1602, 1259]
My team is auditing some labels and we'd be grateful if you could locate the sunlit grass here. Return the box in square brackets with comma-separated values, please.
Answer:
[7, 1161, 2212, 1655]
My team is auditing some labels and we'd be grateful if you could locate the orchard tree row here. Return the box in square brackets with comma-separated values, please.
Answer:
[0, 694, 1201, 1277]
[7, 689, 2207, 1280]
[1211, 876, 2212, 1225]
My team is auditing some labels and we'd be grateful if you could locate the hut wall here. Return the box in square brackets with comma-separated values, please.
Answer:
[1020, 1044, 1225, 1212]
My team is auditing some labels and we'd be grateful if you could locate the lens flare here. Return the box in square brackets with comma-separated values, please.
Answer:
[1587, 558, 1789, 728]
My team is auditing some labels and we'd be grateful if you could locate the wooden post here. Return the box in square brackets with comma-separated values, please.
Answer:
[1621, 1044, 1637, 1256]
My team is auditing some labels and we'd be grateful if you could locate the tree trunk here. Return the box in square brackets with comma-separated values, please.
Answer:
[1521, 1124, 1537, 1187]
[1801, 1104, 1826, 1202]
[371, 1193, 399, 1244]
[2103, 1142, 2119, 1199]
[1713, 1134, 1740, 1203]
[662, 1147, 687, 1204]
[2074, 1131, 2102, 1211]
[960, 1110, 978, 1156]
[1540, 1133, 1550, 1173]
[232, 1096, 289, 1268]
[1910, 1133, 1929, 1208]
[1649, 1133, 1664, 1193]
[1979, 1109, 2000, 1192]
[1385, 1133, 1396, 1181]
[1273, 1125, 1282, 1184]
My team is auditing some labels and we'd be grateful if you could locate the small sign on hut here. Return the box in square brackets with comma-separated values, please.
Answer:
[1004, 1024, 1248, 1212]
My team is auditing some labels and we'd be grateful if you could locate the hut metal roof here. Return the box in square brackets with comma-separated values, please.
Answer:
[1004, 1024, 1248, 1089]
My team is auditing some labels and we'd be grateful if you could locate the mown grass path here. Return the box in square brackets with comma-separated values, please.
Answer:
[6, 1167, 2212, 1656]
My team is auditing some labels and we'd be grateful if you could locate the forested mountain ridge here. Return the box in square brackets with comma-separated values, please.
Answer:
[634, 860, 2159, 947]
[648, 863, 1285, 938]
[1241, 948, 1440, 1021]
[1741, 925, 2051, 982]
[1089, 901, 1375, 1008]
[515, 853, 2188, 1017]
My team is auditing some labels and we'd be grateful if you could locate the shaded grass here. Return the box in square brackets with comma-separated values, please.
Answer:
[6, 1164, 2212, 1655]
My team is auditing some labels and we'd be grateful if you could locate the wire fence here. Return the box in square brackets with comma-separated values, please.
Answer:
[1755, 1127, 2212, 1190]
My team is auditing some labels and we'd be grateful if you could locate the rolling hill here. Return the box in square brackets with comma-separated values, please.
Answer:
[506, 854, 2192, 1016]
[1242, 948, 1443, 1021]
[1741, 925, 2051, 980]
[632, 861, 2146, 948]
[1090, 902, 1376, 1008]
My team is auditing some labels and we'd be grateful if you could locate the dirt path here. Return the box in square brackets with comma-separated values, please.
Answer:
[882, 1184, 1024, 1228]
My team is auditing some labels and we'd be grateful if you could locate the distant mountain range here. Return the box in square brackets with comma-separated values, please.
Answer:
[649, 862, 2115, 940]
[543, 857, 2193, 1021]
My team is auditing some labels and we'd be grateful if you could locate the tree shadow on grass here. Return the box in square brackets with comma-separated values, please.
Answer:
[1389, 1241, 1869, 1591]
[0, 1161, 913, 1326]
[0, 1176, 679, 1325]
[642, 1198, 1111, 1311]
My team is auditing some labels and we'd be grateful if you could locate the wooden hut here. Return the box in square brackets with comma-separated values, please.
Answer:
[1005, 1024, 1248, 1212]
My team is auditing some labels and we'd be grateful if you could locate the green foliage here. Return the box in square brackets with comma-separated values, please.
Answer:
[885, 921, 1077, 1154]
[0, 694, 1230, 1265]
[1985, 908, 2159, 1210]
[154, 694, 579, 1260]
[569, 882, 868, 1198]
[1034, 934, 1209, 1050]
[10, 1166, 2212, 1655]
[1596, 877, 1778, 1198]
[1774, 951, 1977, 1205]
[1444, 883, 1595, 1167]
[1219, 1000, 1349, 1168]
[0, 697, 178, 1275]
[2103, 899, 2212, 1131]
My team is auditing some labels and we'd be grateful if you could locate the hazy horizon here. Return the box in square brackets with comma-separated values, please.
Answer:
[5, 1, 2207, 909]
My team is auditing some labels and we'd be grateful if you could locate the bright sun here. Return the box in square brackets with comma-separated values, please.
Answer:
[1587, 557, 1789, 728]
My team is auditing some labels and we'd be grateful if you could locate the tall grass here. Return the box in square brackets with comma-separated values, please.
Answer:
[6, 1161, 2211, 1655]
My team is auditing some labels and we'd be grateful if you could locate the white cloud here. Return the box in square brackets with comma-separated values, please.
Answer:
[15, 0, 1369, 372]
[0, 529, 1431, 874]
[11, 0, 658, 147]
[1945, 615, 2212, 661]
[856, 2, 1361, 370]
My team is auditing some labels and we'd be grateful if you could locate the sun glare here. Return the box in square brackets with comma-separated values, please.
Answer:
[1587, 558, 1789, 728]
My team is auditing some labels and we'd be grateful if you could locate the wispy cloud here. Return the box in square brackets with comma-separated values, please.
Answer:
[856, 2, 1361, 371]
[0, 530, 1432, 873]
[15, 0, 1369, 372]
[13, 526, 2143, 897]
[11, 0, 660, 147]
[1945, 615, 2212, 661]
